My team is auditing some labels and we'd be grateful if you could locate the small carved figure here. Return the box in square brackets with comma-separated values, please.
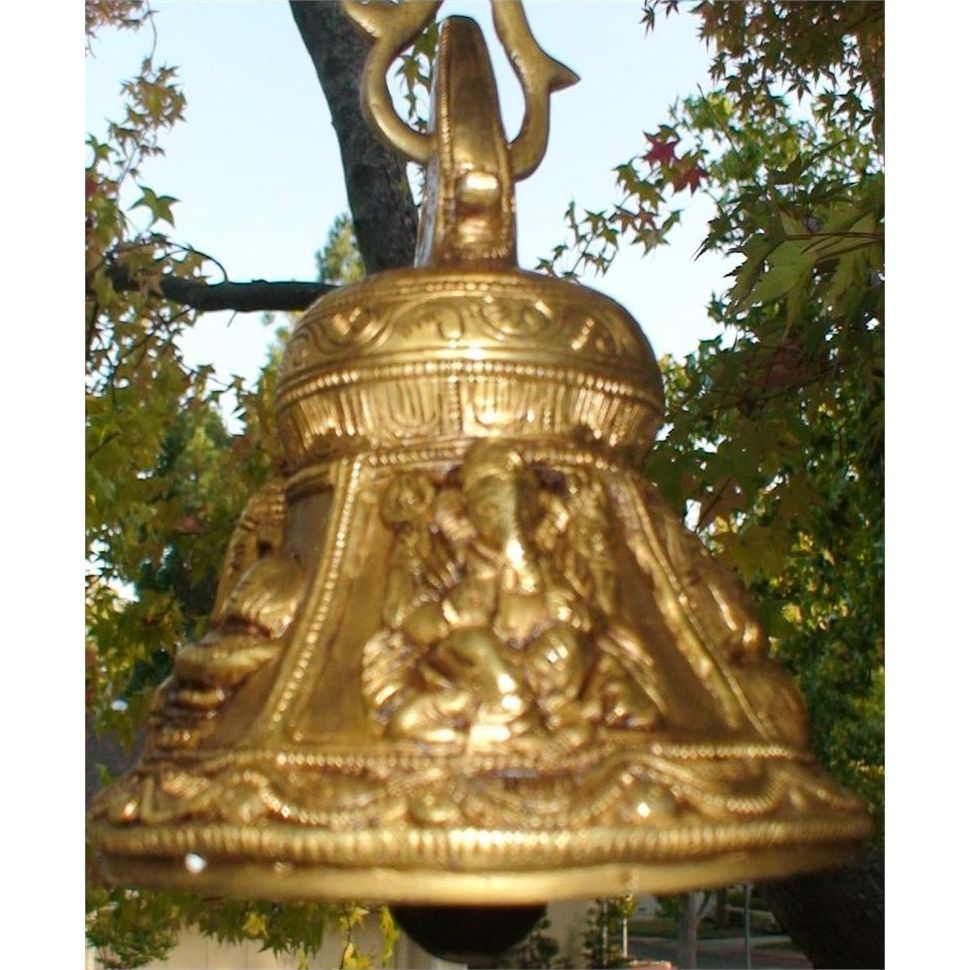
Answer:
[644, 489, 764, 665]
[642, 484, 811, 745]
[149, 478, 304, 750]
[380, 472, 459, 628]
[557, 469, 617, 614]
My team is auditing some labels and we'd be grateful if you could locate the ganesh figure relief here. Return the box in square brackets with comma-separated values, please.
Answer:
[362, 441, 668, 747]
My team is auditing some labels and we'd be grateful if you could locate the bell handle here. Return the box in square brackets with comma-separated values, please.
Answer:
[341, 0, 578, 179]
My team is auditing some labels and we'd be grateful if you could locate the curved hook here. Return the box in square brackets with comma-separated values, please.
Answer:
[341, 0, 578, 179]
[491, 1, 579, 179]
[341, 0, 441, 165]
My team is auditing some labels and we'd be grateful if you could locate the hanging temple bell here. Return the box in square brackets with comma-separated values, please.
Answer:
[89, 0, 871, 921]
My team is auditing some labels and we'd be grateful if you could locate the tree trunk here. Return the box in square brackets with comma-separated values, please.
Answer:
[714, 887, 728, 929]
[758, 851, 884, 969]
[676, 892, 699, 970]
[600, 899, 609, 967]
[289, 0, 419, 275]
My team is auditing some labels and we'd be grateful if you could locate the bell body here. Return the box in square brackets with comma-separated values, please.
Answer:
[89, 262, 871, 902]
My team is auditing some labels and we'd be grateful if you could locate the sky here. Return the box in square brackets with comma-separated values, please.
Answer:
[84, 0, 733, 389]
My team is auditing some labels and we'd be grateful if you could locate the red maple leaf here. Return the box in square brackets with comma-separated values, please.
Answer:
[644, 134, 678, 167]
[672, 164, 707, 194]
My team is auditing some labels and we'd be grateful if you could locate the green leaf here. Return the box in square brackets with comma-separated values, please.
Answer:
[130, 185, 178, 226]
[745, 260, 810, 305]
[379, 908, 400, 967]
[727, 234, 775, 306]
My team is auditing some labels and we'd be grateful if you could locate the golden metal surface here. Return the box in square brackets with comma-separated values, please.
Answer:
[89, 1, 871, 903]
[342, 0, 577, 178]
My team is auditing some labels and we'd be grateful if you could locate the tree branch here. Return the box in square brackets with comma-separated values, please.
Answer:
[99, 263, 336, 312]
[146, 276, 335, 312]
[289, 1, 419, 275]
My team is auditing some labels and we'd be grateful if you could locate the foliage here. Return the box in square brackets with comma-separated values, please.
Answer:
[185, 898, 330, 968]
[186, 897, 399, 969]
[317, 212, 366, 285]
[395, 17, 439, 132]
[85, 0, 270, 744]
[86, 885, 182, 970]
[85, 6, 393, 967]
[86, 0, 151, 40]
[332, 902, 399, 969]
[582, 897, 635, 969]
[86, 886, 401, 970]
[653, 893, 683, 924]
[545, 1, 884, 832]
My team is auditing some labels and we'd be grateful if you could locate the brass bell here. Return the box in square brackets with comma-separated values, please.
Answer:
[89, 0, 871, 941]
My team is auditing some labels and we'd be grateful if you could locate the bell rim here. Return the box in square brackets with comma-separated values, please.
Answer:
[95, 839, 866, 904]
[90, 806, 872, 901]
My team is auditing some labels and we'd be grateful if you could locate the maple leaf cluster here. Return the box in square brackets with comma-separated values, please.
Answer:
[643, 132, 708, 195]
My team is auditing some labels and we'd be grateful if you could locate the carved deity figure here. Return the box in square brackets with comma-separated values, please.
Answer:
[361, 443, 664, 745]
